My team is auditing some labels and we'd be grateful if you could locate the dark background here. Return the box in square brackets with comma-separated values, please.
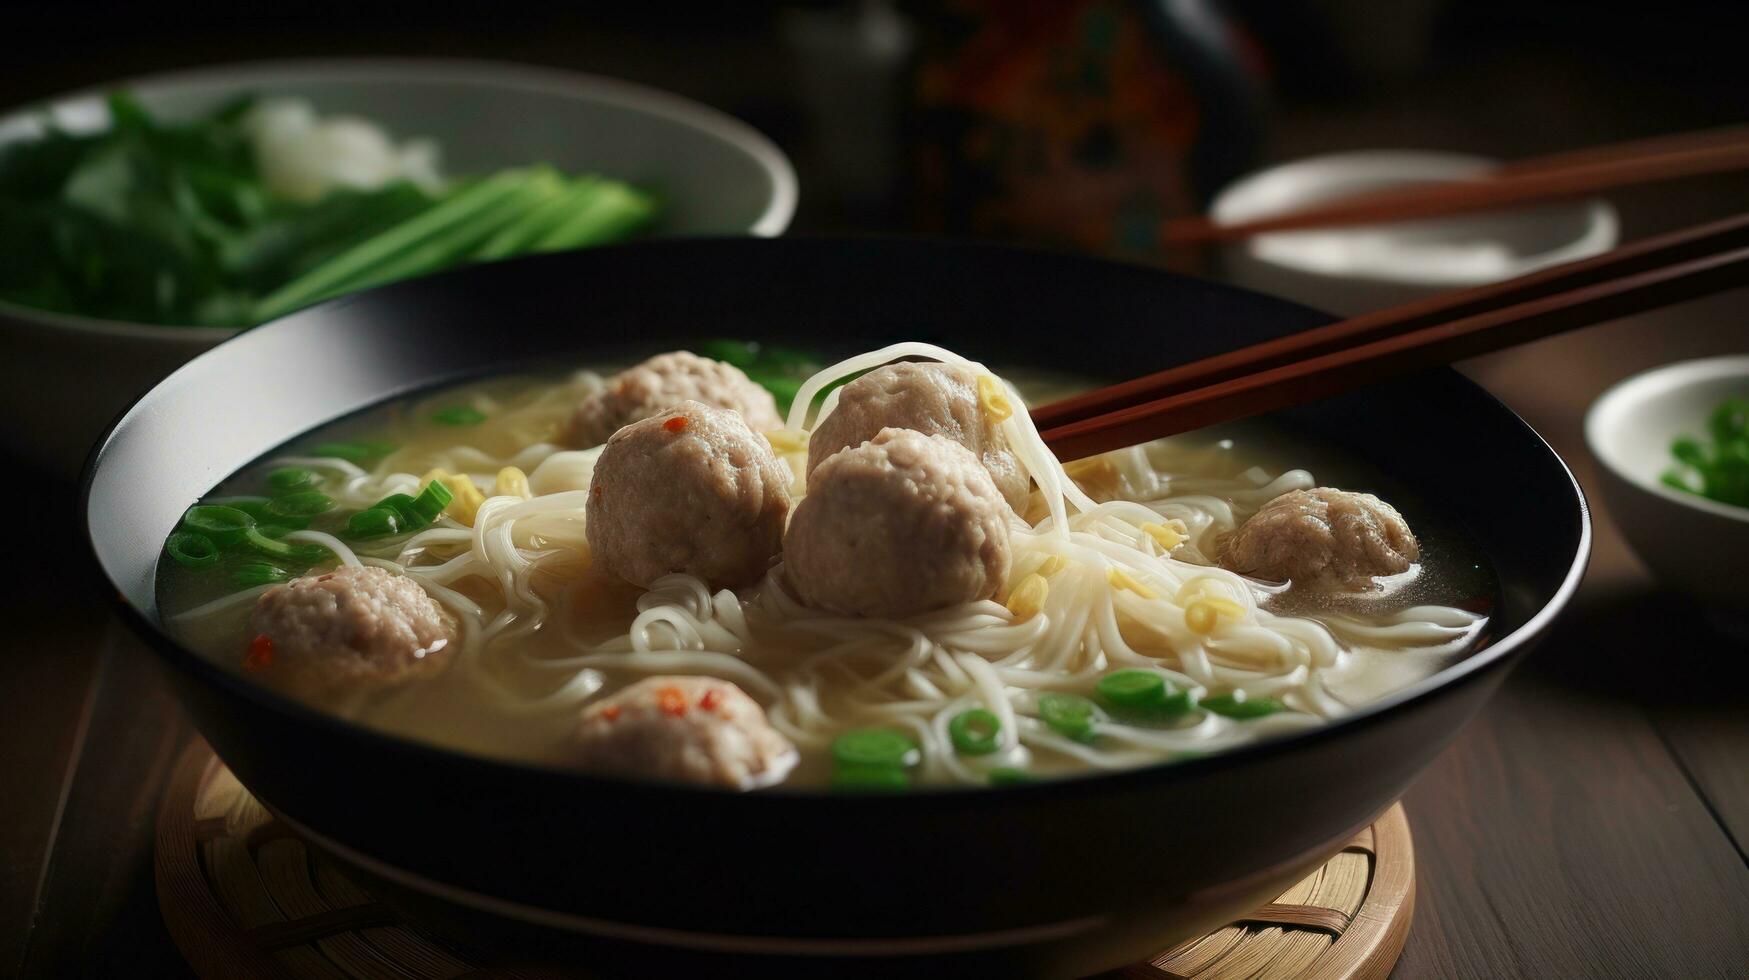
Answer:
[7, 0, 1749, 233]
[4, 2, 1747, 977]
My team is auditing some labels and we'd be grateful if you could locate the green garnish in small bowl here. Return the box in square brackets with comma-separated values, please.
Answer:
[1662, 396, 1749, 509]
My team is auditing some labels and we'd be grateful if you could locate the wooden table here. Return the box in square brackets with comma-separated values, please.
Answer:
[2, 8, 1746, 974]
[2, 293, 1744, 978]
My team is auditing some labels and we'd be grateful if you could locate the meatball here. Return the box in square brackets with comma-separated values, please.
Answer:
[587, 401, 791, 589]
[247, 564, 456, 699]
[807, 362, 1029, 511]
[565, 351, 783, 447]
[1221, 487, 1420, 589]
[573, 676, 797, 789]
[786, 428, 1013, 617]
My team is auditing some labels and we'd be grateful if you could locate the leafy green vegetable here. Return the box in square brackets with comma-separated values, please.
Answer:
[0, 91, 658, 327]
[693, 339, 857, 414]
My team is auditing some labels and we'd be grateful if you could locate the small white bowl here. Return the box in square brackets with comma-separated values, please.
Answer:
[1586, 356, 1749, 611]
[1210, 150, 1618, 315]
[0, 58, 798, 480]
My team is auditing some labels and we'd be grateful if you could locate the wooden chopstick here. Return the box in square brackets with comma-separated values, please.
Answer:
[1494, 123, 1749, 176]
[1163, 131, 1749, 245]
[1032, 212, 1749, 434]
[1038, 227, 1749, 462]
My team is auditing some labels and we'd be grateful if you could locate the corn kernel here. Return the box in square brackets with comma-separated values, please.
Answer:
[1037, 555, 1067, 578]
[1142, 520, 1188, 552]
[494, 466, 531, 500]
[978, 375, 1014, 423]
[1005, 573, 1049, 620]
[1106, 567, 1158, 600]
[423, 468, 485, 526]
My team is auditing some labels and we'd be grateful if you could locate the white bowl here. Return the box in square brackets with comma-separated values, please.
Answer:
[0, 58, 798, 480]
[1210, 150, 1618, 315]
[1585, 356, 1749, 611]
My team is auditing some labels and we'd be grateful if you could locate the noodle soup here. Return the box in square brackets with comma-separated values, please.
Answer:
[158, 343, 1495, 790]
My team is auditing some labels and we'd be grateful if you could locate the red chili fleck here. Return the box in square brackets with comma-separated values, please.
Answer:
[662, 416, 689, 433]
[698, 689, 723, 712]
[656, 686, 689, 716]
[601, 705, 621, 722]
[244, 634, 274, 671]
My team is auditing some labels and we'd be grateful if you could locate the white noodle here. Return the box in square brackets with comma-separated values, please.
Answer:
[172, 348, 1486, 787]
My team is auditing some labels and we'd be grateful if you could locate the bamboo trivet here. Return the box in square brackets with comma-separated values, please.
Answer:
[156, 739, 1413, 979]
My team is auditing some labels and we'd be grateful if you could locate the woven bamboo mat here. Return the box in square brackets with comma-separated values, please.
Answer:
[156, 740, 1412, 979]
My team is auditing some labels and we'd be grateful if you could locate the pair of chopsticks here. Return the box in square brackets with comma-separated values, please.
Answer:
[1036, 213, 1749, 462]
[1164, 124, 1749, 245]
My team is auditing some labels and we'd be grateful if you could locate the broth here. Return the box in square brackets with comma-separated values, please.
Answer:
[158, 349, 1496, 790]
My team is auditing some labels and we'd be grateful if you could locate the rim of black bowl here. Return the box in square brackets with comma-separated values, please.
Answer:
[80, 235, 1593, 808]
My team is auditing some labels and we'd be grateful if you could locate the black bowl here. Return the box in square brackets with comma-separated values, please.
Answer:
[83, 238, 1588, 977]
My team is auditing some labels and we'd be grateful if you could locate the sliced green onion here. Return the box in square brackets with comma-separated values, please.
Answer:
[830, 729, 919, 770]
[1710, 397, 1749, 442]
[1160, 687, 1195, 716]
[1199, 692, 1286, 720]
[1665, 398, 1749, 509]
[165, 531, 220, 568]
[265, 491, 335, 519]
[243, 526, 329, 562]
[411, 480, 454, 522]
[831, 766, 911, 792]
[949, 708, 1002, 756]
[306, 440, 397, 463]
[1096, 670, 1165, 708]
[209, 497, 278, 523]
[345, 484, 449, 540]
[233, 561, 290, 587]
[345, 507, 402, 539]
[431, 406, 487, 426]
[182, 505, 254, 548]
[376, 493, 424, 526]
[1672, 437, 1709, 469]
[308, 442, 376, 463]
[266, 467, 322, 493]
[989, 767, 1036, 786]
[1095, 669, 1193, 720]
[1038, 692, 1099, 743]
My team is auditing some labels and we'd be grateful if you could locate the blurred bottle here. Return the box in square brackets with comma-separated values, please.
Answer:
[907, 0, 1266, 267]
[783, 1, 916, 223]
